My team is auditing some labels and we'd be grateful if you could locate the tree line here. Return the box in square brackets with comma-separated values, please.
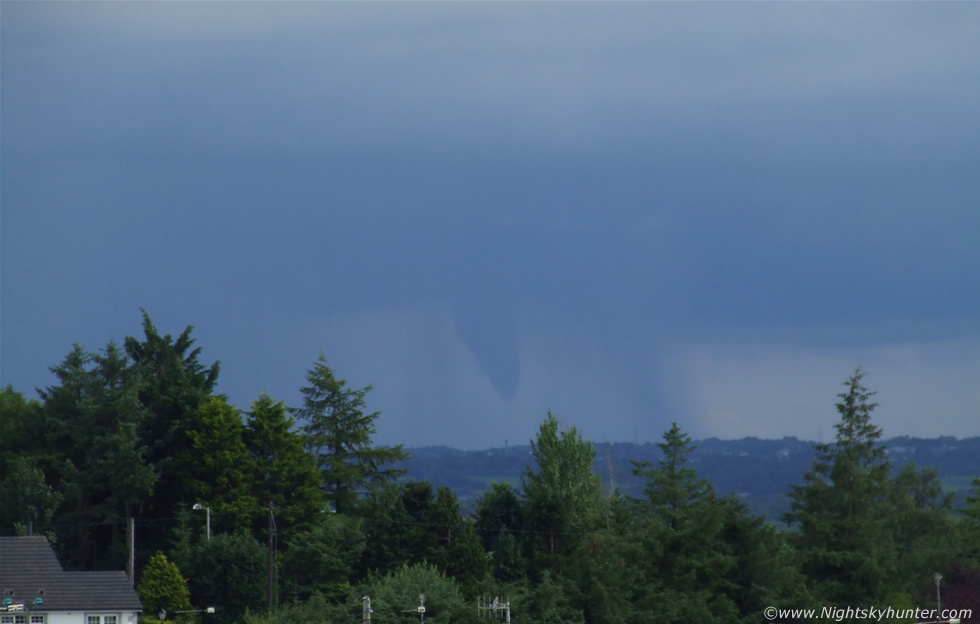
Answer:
[1, 311, 979, 624]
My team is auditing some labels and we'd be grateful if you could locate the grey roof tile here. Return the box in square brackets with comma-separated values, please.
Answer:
[0, 537, 142, 613]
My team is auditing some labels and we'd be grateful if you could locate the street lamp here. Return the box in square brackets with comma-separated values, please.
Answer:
[192, 504, 211, 542]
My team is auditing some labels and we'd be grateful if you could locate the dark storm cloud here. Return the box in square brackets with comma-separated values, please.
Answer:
[3, 2, 979, 446]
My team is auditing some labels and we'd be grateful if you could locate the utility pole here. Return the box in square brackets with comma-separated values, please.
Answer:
[127, 516, 135, 587]
[362, 596, 372, 624]
[267, 501, 276, 613]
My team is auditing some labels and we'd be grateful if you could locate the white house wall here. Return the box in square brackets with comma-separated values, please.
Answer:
[43, 612, 139, 624]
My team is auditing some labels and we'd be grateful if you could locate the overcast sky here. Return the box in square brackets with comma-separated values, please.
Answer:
[3, 2, 979, 449]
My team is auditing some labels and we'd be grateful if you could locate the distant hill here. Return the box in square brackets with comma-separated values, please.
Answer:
[397, 436, 980, 524]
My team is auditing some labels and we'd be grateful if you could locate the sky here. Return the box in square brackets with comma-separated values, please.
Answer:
[2, 2, 979, 450]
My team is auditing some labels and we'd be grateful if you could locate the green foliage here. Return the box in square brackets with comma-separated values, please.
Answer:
[37, 341, 156, 568]
[242, 592, 352, 624]
[13, 318, 978, 624]
[138, 551, 194, 624]
[718, 496, 807, 622]
[280, 513, 365, 603]
[631, 422, 739, 624]
[427, 487, 490, 597]
[359, 562, 473, 624]
[125, 310, 220, 558]
[0, 385, 43, 464]
[963, 477, 980, 564]
[245, 392, 324, 538]
[186, 396, 258, 534]
[291, 353, 407, 514]
[785, 368, 897, 604]
[0, 456, 63, 535]
[521, 411, 603, 571]
[513, 570, 584, 624]
[187, 532, 266, 624]
[475, 482, 527, 582]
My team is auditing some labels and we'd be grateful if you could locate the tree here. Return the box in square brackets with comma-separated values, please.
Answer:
[961, 476, 980, 564]
[520, 412, 603, 573]
[0, 386, 43, 466]
[475, 482, 527, 583]
[290, 354, 407, 515]
[427, 487, 489, 597]
[125, 310, 220, 556]
[185, 396, 258, 535]
[0, 456, 63, 536]
[280, 513, 365, 603]
[886, 463, 959, 601]
[244, 392, 324, 539]
[187, 533, 266, 624]
[631, 423, 738, 624]
[784, 367, 895, 604]
[359, 562, 472, 624]
[138, 551, 194, 624]
[37, 341, 155, 569]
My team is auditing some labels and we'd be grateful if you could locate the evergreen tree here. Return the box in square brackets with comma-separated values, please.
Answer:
[185, 396, 258, 534]
[475, 482, 525, 554]
[125, 310, 220, 555]
[245, 392, 325, 538]
[280, 513, 365, 603]
[0, 386, 43, 468]
[187, 532, 266, 624]
[631, 422, 738, 624]
[290, 354, 406, 514]
[0, 456, 63, 536]
[138, 551, 194, 624]
[37, 342, 155, 569]
[784, 367, 895, 604]
[427, 486, 489, 597]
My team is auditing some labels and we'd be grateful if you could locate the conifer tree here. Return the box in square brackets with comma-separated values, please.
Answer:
[631, 422, 738, 624]
[185, 396, 258, 534]
[245, 392, 324, 537]
[138, 551, 194, 624]
[784, 367, 895, 604]
[291, 354, 406, 515]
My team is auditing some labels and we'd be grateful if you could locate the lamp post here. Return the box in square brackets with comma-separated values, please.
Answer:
[192, 504, 211, 541]
[934, 572, 942, 615]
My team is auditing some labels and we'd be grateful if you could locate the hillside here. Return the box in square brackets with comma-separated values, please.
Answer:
[398, 436, 980, 523]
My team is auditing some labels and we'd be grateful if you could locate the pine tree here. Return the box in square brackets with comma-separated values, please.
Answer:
[631, 423, 738, 624]
[784, 367, 895, 604]
[290, 354, 406, 515]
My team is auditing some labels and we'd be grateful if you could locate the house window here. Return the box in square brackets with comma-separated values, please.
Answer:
[87, 615, 119, 624]
[30, 617, 46, 624]
[1, 616, 27, 624]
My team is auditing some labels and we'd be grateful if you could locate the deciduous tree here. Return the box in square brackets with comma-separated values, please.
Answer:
[521, 412, 603, 573]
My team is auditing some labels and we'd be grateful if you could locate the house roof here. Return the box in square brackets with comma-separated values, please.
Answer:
[0, 537, 143, 613]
